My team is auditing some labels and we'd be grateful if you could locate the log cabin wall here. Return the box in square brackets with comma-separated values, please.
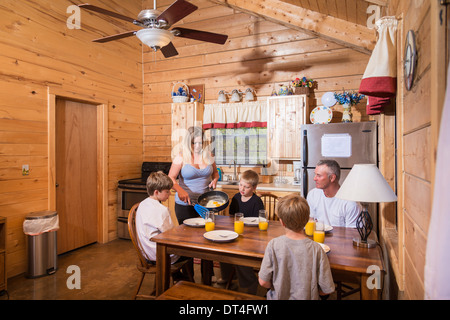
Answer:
[383, 0, 443, 299]
[0, 0, 143, 277]
[142, 0, 372, 167]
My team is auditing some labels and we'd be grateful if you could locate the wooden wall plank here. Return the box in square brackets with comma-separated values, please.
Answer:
[142, 3, 370, 164]
[385, 0, 437, 300]
[0, 0, 143, 277]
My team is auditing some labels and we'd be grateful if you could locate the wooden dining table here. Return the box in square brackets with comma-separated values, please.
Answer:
[152, 215, 384, 300]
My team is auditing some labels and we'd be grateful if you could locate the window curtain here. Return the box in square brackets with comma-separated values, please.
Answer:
[202, 101, 267, 130]
[359, 16, 398, 115]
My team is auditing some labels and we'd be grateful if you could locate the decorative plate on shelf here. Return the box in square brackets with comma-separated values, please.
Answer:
[310, 106, 333, 124]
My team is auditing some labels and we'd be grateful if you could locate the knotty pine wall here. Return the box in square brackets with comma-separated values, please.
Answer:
[385, 0, 437, 299]
[0, 0, 143, 277]
[142, 0, 372, 165]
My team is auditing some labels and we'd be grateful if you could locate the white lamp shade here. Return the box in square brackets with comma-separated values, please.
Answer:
[335, 164, 397, 203]
[218, 90, 227, 102]
[136, 28, 174, 49]
[245, 88, 255, 101]
[231, 89, 241, 102]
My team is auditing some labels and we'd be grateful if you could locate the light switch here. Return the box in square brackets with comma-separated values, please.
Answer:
[22, 164, 29, 176]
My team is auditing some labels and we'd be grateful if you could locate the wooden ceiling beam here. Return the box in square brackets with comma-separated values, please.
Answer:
[364, 0, 388, 7]
[209, 0, 376, 54]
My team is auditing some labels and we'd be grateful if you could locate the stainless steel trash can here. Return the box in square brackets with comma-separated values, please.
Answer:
[25, 211, 58, 278]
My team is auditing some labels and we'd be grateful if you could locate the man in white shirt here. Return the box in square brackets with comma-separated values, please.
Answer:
[306, 160, 361, 228]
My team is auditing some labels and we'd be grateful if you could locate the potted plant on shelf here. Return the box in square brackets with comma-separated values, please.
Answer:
[291, 77, 315, 96]
[334, 91, 365, 122]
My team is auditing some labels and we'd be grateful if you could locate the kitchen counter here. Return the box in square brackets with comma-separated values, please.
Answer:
[216, 182, 302, 193]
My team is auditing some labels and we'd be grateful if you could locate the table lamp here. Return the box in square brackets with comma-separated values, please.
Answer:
[335, 164, 397, 248]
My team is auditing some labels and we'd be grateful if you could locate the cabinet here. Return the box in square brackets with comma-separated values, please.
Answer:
[171, 102, 204, 158]
[267, 95, 308, 159]
[0, 217, 6, 293]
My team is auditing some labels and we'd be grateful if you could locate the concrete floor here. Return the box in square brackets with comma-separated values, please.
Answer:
[1, 239, 359, 300]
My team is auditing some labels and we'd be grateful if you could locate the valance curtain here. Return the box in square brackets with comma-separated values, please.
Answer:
[202, 101, 267, 130]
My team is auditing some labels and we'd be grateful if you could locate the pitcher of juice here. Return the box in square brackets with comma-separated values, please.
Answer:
[234, 212, 244, 234]
[258, 210, 268, 231]
[205, 211, 215, 232]
[305, 218, 315, 236]
[313, 220, 325, 243]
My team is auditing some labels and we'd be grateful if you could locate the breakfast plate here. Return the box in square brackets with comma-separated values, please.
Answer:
[183, 217, 205, 227]
[203, 230, 239, 242]
[310, 106, 333, 124]
[318, 243, 331, 253]
[242, 217, 259, 226]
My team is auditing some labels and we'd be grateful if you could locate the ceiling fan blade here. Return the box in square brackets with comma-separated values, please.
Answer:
[175, 28, 228, 45]
[78, 3, 139, 24]
[160, 42, 179, 58]
[157, 0, 198, 26]
[92, 30, 137, 43]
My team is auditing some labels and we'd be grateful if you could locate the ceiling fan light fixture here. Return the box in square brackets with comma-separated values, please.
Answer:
[136, 28, 174, 51]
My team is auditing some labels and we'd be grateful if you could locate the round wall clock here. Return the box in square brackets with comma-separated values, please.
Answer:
[404, 30, 417, 91]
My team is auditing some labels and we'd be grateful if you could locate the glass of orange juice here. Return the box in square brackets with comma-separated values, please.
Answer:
[258, 210, 268, 231]
[234, 212, 244, 234]
[305, 218, 315, 236]
[313, 220, 325, 243]
[205, 211, 215, 232]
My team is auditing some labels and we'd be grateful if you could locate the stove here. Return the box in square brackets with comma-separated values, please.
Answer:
[118, 162, 172, 189]
[117, 162, 172, 239]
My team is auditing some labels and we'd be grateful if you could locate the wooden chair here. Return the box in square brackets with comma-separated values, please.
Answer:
[257, 192, 279, 221]
[332, 269, 361, 300]
[127, 203, 193, 299]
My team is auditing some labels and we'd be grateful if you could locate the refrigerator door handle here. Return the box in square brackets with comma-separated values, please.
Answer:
[303, 168, 308, 197]
[302, 130, 308, 167]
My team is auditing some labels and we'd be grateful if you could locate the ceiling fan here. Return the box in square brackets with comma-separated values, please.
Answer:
[78, 0, 228, 58]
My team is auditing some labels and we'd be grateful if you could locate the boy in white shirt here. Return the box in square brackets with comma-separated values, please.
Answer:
[136, 171, 183, 265]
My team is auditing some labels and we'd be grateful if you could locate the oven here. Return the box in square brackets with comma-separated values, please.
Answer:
[117, 162, 172, 239]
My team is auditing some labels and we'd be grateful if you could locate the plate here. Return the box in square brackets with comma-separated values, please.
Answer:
[310, 106, 333, 124]
[242, 217, 259, 226]
[203, 230, 239, 242]
[321, 92, 337, 107]
[318, 243, 331, 253]
[325, 225, 333, 233]
[183, 218, 205, 227]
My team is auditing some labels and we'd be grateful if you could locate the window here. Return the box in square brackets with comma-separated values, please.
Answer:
[210, 127, 267, 165]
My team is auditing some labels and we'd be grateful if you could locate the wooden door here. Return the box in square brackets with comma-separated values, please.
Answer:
[55, 98, 98, 254]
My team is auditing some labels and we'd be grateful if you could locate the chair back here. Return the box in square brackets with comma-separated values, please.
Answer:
[258, 192, 279, 221]
[128, 202, 150, 267]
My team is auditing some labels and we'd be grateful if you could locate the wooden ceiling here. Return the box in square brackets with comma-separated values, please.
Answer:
[281, 0, 388, 26]
[209, 0, 388, 54]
